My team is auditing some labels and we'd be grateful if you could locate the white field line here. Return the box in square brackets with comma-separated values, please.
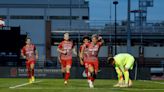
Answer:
[9, 80, 43, 89]
[139, 80, 164, 84]
[13, 87, 164, 90]
[9, 80, 164, 90]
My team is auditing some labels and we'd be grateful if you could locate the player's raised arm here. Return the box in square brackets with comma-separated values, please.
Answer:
[98, 36, 104, 45]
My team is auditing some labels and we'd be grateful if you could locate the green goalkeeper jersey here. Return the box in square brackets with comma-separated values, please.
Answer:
[114, 53, 135, 72]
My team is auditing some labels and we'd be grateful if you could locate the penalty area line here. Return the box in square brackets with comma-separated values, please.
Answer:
[9, 80, 43, 89]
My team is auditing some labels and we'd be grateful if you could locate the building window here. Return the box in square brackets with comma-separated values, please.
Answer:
[84, 1, 89, 5]
[82, 16, 89, 20]
[50, 16, 79, 20]
[0, 15, 7, 19]
[10, 16, 44, 20]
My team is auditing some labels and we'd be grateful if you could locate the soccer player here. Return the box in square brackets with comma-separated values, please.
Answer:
[21, 38, 38, 83]
[80, 34, 104, 88]
[108, 53, 135, 87]
[57, 33, 77, 85]
[79, 36, 90, 80]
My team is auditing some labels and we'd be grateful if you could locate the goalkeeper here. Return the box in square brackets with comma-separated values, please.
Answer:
[108, 53, 135, 87]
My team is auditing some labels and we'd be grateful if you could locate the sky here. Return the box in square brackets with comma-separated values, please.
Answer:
[89, 0, 164, 23]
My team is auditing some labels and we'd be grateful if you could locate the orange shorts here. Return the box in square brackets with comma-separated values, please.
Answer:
[26, 60, 36, 69]
[84, 61, 99, 74]
[61, 59, 72, 68]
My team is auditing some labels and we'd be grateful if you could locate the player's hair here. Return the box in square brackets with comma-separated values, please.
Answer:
[92, 34, 98, 39]
[107, 57, 114, 64]
[26, 37, 31, 41]
[64, 32, 69, 36]
[63, 32, 71, 41]
[82, 36, 90, 42]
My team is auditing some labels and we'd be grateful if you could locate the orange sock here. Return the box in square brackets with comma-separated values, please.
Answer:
[65, 73, 70, 81]
[27, 69, 31, 78]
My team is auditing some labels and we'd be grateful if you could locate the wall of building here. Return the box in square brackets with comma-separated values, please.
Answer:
[0, 0, 86, 5]
[0, 0, 89, 60]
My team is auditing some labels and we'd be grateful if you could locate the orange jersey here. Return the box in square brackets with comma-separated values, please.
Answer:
[22, 44, 36, 61]
[82, 42, 102, 62]
[80, 45, 89, 62]
[58, 40, 74, 60]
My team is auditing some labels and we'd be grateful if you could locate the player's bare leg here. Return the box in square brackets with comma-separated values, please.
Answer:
[114, 68, 124, 87]
[26, 62, 32, 84]
[87, 72, 91, 83]
[61, 66, 67, 85]
[30, 63, 35, 83]
[64, 65, 71, 85]
[27, 68, 32, 84]
[84, 64, 90, 83]
[88, 65, 94, 88]
[85, 68, 90, 83]
[114, 76, 124, 87]
[61, 67, 66, 78]
[120, 69, 129, 88]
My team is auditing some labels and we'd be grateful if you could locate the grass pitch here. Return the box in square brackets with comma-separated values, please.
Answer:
[0, 78, 163, 92]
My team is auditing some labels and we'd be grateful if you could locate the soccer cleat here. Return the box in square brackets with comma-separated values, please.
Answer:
[88, 80, 94, 88]
[128, 80, 133, 87]
[29, 79, 32, 84]
[31, 76, 35, 83]
[64, 81, 68, 85]
[113, 80, 124, 87]
[113, 83, 121, 87]
[119, 83, 129, 88]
